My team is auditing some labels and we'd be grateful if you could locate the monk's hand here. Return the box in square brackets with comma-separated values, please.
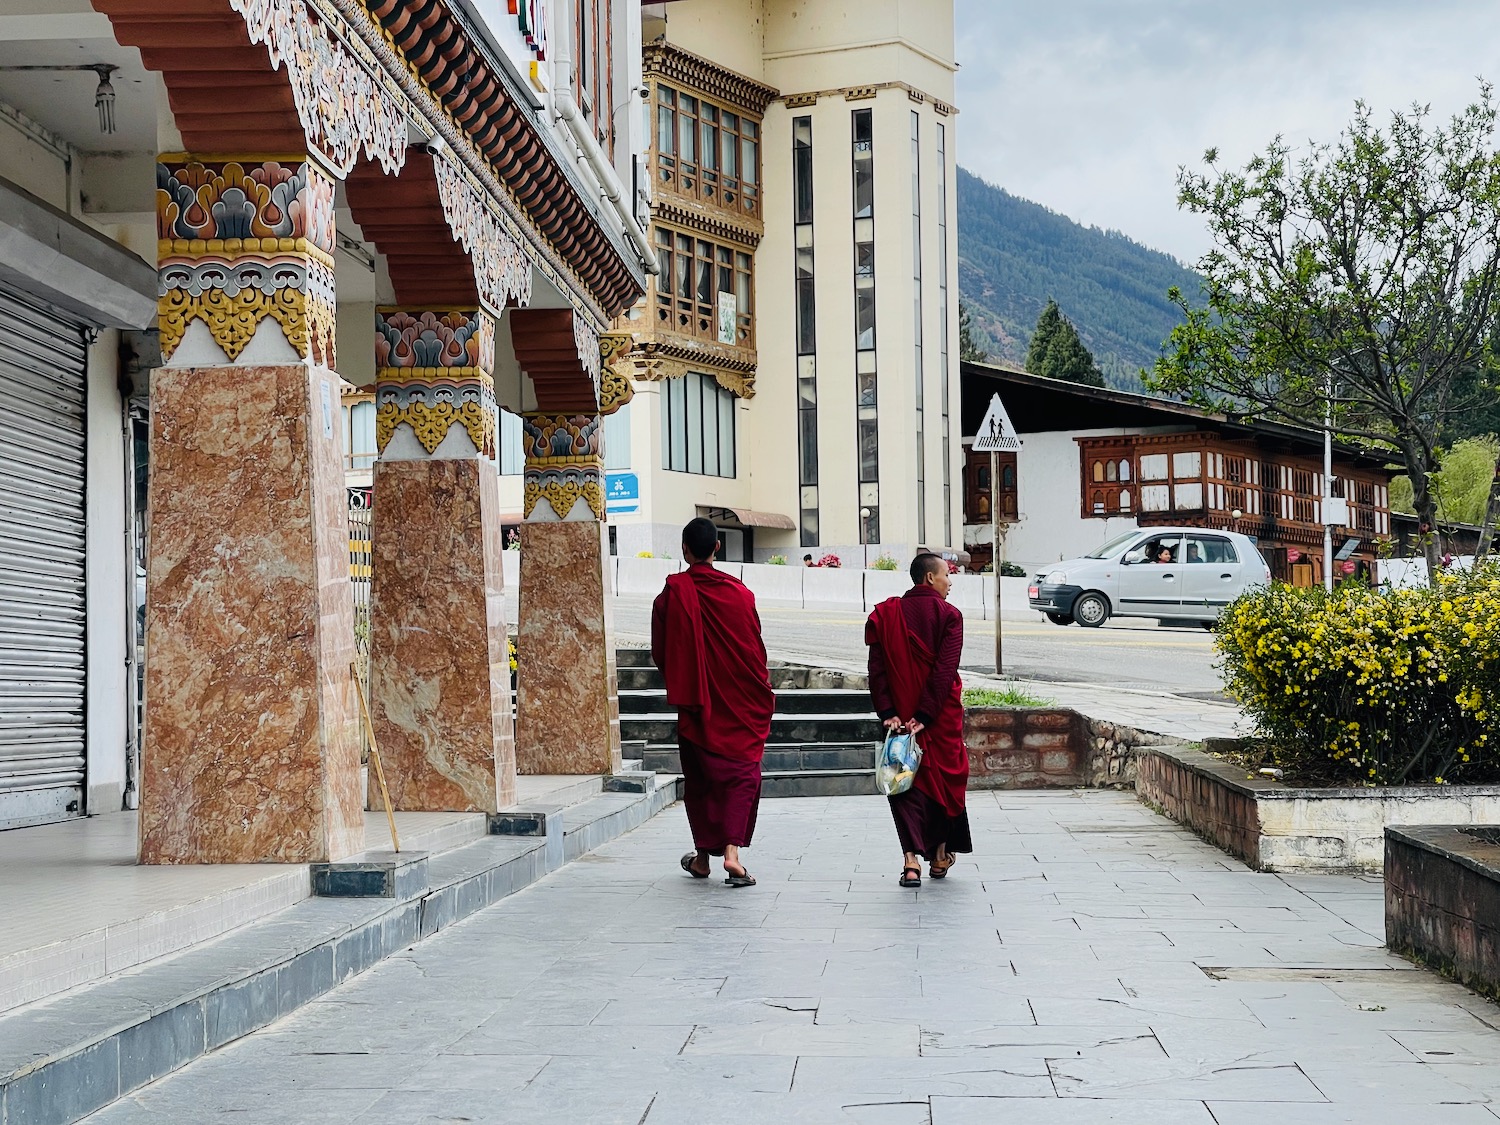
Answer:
[883, 717, 905, 732]
[905, 720, 926, 736]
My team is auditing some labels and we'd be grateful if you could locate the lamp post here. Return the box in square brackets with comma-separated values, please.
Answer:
[859, 506, 871, 569]
[1324, 375, 1335, 592]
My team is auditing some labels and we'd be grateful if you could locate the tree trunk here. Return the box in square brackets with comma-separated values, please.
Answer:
[1477, 453, 1500, 563]
[1406, 450, 1444, 584]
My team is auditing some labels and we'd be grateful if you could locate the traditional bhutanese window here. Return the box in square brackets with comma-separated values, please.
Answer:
[652, 224, 753, 349]
[651, 82, 761, 219]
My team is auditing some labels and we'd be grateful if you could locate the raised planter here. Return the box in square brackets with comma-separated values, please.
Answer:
[1386, 826, 1500, 999]
[1136, 745, 1500, 872]
[964, 709, 1161, 789]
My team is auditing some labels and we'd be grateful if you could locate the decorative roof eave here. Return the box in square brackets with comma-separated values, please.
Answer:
[652, 198, 763, 249]
[342, 0, 644, 321]
[644, 41, 779, 115]
[781, 81, 955, 116]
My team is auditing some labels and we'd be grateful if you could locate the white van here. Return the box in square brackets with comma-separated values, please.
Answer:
[1027, 527, 1272, 628]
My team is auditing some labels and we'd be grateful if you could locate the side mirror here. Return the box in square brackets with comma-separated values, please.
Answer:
[1122, 548, 1147, 565]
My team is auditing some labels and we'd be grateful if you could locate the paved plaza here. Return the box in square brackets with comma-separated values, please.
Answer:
[81, 792, 1500, 1124]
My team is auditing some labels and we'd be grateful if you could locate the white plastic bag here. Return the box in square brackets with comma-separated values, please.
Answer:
[875, 728, 922, 795]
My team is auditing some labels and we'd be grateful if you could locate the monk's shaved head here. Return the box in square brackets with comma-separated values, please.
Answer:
[682, 518, 719, 563]
[910, 552, 946, 585]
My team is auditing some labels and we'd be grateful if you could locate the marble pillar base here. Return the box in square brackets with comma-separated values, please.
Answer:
[369, 458, 514, 813]
[515, 521, 622, 775]
[140, 364, 364, 865]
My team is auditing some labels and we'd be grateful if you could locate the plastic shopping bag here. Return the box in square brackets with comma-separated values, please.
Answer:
[875, 728, 922, 796]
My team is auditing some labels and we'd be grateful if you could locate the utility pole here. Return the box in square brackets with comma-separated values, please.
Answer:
[973, 392, 1021, 676]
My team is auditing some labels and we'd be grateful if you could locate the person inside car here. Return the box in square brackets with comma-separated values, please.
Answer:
[1154, 544, 1174, 564]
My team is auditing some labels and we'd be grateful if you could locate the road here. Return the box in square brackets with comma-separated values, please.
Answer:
[87, 794, 1500, 1124]
[604, 596, 1226, 700]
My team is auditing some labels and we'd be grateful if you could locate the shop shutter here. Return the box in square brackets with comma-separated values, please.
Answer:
[0, 283, 89, 830]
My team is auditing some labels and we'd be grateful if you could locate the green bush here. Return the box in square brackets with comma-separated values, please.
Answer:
[766, 554, 788, 565]
[962, 685, 1055, 708]
[1216, 564, 1500, 785]
[998, 561, 1027, 577]
[871, 553, 899, 571]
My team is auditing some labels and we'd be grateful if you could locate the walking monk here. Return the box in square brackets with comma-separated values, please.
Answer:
[866, 552, 972, 888]
[651, 518, 775, 887]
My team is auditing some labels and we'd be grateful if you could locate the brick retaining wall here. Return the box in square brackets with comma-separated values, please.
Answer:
[1386, 826, 1500, 999]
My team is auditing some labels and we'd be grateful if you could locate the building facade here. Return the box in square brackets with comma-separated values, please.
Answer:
[961, 363, 1395, 587]
[487, 0, 964, 564]
[0, 0, 653, 855]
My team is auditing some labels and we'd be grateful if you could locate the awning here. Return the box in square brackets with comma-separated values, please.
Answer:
[698, 505, 796, 531]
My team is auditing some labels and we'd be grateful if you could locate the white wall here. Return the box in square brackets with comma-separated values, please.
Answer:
[85, 332, 131, 815]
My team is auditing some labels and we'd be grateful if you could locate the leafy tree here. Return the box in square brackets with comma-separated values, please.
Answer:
[1151, 87, 1500, 579]
[1391, 436, 1500, 524]
[958, 301, 987, 363]
[1025, 299, 1105, 386]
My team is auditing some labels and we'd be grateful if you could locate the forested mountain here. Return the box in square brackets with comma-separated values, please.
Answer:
[957, 167, 1204, 391]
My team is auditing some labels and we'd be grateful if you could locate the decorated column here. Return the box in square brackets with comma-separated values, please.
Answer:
[141, 155, 363, 864]
[368, 308, 515, 812]
[514, 332, 635, 775]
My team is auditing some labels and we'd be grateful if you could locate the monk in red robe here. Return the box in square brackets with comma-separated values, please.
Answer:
[866, 552, 972, 888]
[651, 518, 775, 887]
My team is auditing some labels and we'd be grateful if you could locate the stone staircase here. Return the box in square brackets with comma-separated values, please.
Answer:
[617, 648, 883, 797]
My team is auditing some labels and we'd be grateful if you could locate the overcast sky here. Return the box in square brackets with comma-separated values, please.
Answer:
[954, 1, 1500, 264]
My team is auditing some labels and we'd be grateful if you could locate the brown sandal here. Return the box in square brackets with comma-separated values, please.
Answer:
[929, 853, 957, 880]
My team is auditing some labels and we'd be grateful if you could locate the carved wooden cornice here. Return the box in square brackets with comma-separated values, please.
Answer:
[778, 81, 956, 116]
[652, 199, 763, 249]
[632, 335, 758, 399]
[644, 41, 779, 115]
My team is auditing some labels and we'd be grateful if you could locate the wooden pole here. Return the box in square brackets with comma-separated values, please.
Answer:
[351, 661, 400, 853]
[991, 449, 1003, 675]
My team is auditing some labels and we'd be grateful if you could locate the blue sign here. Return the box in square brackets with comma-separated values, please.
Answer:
[605, 472, 639, 513]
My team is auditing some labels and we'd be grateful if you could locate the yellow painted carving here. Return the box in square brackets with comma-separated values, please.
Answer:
[375, 400, 495, 455]
[159, 286, 315, 362]
[522, 477, 605, 521]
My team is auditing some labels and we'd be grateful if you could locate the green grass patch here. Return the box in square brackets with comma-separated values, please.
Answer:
[962, 685, 1055, 709]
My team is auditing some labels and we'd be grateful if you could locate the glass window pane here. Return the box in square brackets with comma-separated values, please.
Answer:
[719, 389, 736, 477]
[675, 247, 690, 299]
[796, 278, 815, 354]
[744, 137, 758, 186]
[859, 417, 879, 481]
[853, 151, 873, 219]
[701, 122, 718, 170]
[696, 254, 712, 304]
[679, 107, 696, 164]
[701, 379, 719, 477]
[604, 401, 630, 471]
[686, 374, 703, 474]
[656, 105, 674, 155]
[799, 409, 818, 484]
[672, 375, 687, 471]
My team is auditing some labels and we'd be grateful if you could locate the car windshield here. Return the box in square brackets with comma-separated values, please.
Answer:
[1084, 531, 1145, 560]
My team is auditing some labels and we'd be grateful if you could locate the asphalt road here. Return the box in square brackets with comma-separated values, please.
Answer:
[601, 595, 1225, 699]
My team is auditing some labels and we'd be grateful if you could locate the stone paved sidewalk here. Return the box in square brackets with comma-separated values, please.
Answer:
[86, 793, 1500, 1124]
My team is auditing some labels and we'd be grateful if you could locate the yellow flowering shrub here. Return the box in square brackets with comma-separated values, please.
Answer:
[1216, 563, 1500, 785]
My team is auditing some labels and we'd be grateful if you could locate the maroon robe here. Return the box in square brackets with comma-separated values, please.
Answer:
[651, 564, 775, 852]
[866, 585, 972, 859]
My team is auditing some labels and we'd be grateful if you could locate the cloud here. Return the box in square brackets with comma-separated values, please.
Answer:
[955, 0, 1500, 262]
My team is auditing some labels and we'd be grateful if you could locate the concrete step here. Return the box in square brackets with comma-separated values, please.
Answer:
[620, 712, 887, 746]
[616, 648, 655, 669]
[0, 781, 682, 1125]
[617, 662, 869, 693]
[617, 688, 874, 717]
[761, 769, 876, 799]
[640, 743, 878, 774]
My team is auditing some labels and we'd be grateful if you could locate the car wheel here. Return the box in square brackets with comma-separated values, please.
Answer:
[1046, 612, 1073, 626]
[1200, 620, 1217, 631]
[1072, 592, 1109, 628]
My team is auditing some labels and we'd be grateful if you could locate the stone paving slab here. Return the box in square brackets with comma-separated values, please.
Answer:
[80, 792, 1500, 1124]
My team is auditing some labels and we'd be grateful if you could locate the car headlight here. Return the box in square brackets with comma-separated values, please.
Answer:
[1045, 570, 1069, 585]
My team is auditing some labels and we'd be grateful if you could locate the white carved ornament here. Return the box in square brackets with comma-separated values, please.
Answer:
[229, 0, 407, 176]
[432, 149, 534, 310]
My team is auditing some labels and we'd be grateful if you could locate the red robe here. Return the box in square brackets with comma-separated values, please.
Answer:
[651, 564, 775, 850]
[867, 586, 971, 858]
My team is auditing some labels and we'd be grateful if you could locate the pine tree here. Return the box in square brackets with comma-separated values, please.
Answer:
[1026, 299, 1105, 387]
[958, 301, 987, 362]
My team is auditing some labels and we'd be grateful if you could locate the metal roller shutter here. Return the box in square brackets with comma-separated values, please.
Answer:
[0, 283, 88, 830]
